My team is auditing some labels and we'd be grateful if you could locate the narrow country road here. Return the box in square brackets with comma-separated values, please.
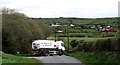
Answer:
[28, 55, 85, 65]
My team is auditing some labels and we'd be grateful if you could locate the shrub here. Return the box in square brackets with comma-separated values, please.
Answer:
[70, 40, 79, 48]
[101, 33, 115, 37]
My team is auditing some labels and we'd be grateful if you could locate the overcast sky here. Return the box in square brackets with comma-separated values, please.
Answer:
[1, 0, 120, 18]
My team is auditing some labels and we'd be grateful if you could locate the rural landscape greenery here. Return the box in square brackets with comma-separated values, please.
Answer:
[1, 8, 120, 65]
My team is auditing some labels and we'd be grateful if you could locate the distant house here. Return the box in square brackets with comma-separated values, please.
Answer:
[101, 29, 118, 32]
[107, 25, 111, 28]
[57, 30, 63, 33]
[91, 25, 95, 28]
[70, 24, 75, 27]
[51, 24, 62, 27]
[99, 27, 102, 29]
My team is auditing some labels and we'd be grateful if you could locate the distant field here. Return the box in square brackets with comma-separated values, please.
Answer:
[40, 17, 120, 37]
[40, 17, 119, 25]
[63, 37, 114, 42]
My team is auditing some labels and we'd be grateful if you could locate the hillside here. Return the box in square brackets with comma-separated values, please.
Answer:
[30, 17, 120, 38]
[30, 17, 120, 25]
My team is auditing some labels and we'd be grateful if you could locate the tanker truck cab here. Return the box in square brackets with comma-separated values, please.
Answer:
[32, 40, 40, 50]
[55, 41, 65, 56]
[56, 41, 65, 51]
[32, 40, 65, 56]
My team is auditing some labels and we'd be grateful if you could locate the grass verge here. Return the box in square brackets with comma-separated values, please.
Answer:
[69, 52, 120, 65]
[2, 52, 42, 65]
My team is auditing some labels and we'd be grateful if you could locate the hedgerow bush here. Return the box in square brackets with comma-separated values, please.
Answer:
[70, 40, 78, 48]
[75, 37, 120, 58]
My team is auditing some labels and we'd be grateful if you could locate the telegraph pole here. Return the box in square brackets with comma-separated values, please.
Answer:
[55, 28, 57, 42]
[67, 23, 70, 51]
[53, 20, 57, 42]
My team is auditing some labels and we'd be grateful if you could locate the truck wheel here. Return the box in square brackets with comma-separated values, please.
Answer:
[43, 50, 49, 56]
[45, 52, 49, 56]
[32, 53, 37, 56]
[59, 50, 63, 56]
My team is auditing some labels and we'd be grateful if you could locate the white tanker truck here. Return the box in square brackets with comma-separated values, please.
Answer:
[32, 40, 65, 56]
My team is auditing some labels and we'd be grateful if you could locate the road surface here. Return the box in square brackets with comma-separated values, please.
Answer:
[28, 55, 85, 65]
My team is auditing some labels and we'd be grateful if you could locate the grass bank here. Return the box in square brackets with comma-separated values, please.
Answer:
[0, 51, 2, 64]
[2, 52, 41, 65]
[69, 52, 120, 65]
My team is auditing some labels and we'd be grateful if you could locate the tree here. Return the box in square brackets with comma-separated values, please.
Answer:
[2, 8, 52, 54]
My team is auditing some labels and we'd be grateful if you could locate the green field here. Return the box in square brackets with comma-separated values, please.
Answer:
[63, 37, 114, 42]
